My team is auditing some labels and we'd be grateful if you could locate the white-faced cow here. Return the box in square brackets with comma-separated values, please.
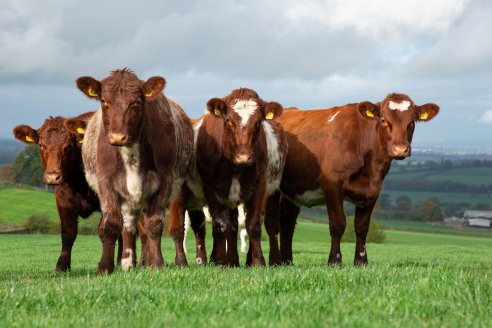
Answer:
[66, 69, 194, 274]
[170, 88, 288, 266]
[13, 113, 106, 272]
[265, 93, 439, 266]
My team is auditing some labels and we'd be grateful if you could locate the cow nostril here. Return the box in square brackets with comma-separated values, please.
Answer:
[108, 133, 128, 145]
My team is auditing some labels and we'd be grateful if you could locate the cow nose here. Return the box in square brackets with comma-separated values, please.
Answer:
[392, 145, 410, 157]
[108, 133, 128, 146]
[234, 153, 253, 165]
[44, 172, 63, 185]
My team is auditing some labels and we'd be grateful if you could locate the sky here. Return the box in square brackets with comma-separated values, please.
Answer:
[1, 0, 491, 151]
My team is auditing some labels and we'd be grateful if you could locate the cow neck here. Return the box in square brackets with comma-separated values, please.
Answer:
[373, 125, 393, 175]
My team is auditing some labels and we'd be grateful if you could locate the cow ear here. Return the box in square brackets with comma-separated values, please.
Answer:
[76, 76, 101, 100]
[143, 76, 166, 100]
[263, 102, 283, 120]
[13, 125, 38, 144]
[358, 101, 380, 120]
[65, 116, 89, 144]
[415, 103, 439, 122]
[207, 98, 227, 118]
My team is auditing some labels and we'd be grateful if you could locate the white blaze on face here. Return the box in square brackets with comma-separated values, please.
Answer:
[389, 100, 411, 112]
[233, 99, 258, 127]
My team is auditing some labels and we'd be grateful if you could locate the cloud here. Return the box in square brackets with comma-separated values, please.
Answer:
[479, 110, 492, 124]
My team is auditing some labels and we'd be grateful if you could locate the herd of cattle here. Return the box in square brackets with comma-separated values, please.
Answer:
[12, 68, 439, 274]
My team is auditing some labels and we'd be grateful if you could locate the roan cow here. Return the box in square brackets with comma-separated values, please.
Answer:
[170, 88, 287, 266]
[66, 69, 193, 274]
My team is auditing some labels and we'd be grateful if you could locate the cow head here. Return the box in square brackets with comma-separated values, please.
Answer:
[13, 117, 81, 185]
[76, 68, 165, 147]
[358, 93, 439, 159]
[207, 88, 283, 165]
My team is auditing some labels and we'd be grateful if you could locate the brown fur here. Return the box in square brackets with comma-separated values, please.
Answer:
[266, 93, 439, 266]
[171, 88, 288, 266]
[13, 113, 103, 272]
[71, 69, 194, 274]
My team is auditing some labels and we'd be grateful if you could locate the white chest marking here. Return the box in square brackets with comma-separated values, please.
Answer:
[233, 99, 258, 127]
[263, 122, 282, 195]
[120, 144, 142, 202]
[228, 177, 241, 203]
[328, 111, 340, 122]
[389, 100, 410, 111]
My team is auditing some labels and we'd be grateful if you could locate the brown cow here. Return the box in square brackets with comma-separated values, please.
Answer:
[13, 113, 103, 272]
[67, 69, 194, 274]
[265, 93, 439, 266]
[171, 88, 288, 266]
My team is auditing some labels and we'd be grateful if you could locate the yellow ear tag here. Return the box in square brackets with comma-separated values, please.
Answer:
[365, 110, 375, 118]
[419, 112, 429, 120]
[25, 136, 34, 143]
[76, 127, 85, 134]
[78, 140, 84, 144]
[88, 86, 98, 97]
[145, 91, 153, 97]
[214, 108, 221, 116]
[265, 112, 274, 120]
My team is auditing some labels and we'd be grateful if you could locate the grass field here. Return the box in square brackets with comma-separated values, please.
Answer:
[380, 190, 492, 207]
[1, 222, 491, 327]
[388, 166, 492, 186]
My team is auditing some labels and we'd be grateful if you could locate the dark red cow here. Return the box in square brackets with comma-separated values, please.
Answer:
[67, 69, 194, 274]
[170, 88, 288, 266]
[13, 113, 102, 272]
[265, 93, 439, 266]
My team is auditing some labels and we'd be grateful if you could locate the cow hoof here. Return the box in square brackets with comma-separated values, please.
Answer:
[176, 255, 188, 268]
[195, 255, 207, 265]
[97, 260, 115, 275]
[55, 258, 70, 272]
[354, 257, 368, 266]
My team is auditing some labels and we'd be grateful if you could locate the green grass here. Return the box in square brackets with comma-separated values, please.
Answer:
[0, 186, 58, 225]
[381, 190, 492, 206]
[1, 222, 491, 327]
[379, 219, 492, 237]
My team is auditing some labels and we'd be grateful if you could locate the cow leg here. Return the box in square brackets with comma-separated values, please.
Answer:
[143, 213, 165, 269]
[354, 202, 376, 266]
[137, 219, 149, 267]
[210, 209, 230, 266]
[120, 204, 138, 271]
[169, 190, 188, 268]
[245, 195, 266, 267]
[97, 210, 121, 275]
[264, 192, 281, 266]
[55, 206, 77, 272]
[279, 198, 300, 265]
[324, 185, 346, 266]
[116, 234, 123, 266]
[188, 210, 207, 265]
[227, 208, 239, 267]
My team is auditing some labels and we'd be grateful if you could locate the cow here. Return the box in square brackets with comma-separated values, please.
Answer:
[66, 68, 194, 274]
[12, 113, 106, 272]
[265, 93, 439, 266]
[170, 88, 288, 266]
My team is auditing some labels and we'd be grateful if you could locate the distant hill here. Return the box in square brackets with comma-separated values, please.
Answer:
[0, 138, 24, 165]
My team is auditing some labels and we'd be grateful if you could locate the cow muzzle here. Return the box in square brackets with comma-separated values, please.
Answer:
[108, 133, 128, 146]
[391, 145, 410, 159]
[44, 172, 63, 185]
[234, 153, 254, 165]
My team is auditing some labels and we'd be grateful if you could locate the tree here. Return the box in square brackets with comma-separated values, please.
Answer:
[13, 145, 44, 187]
[419, 200, 444, 222]
[377, 193, 392, 210]
[395, 195, 412, 211]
